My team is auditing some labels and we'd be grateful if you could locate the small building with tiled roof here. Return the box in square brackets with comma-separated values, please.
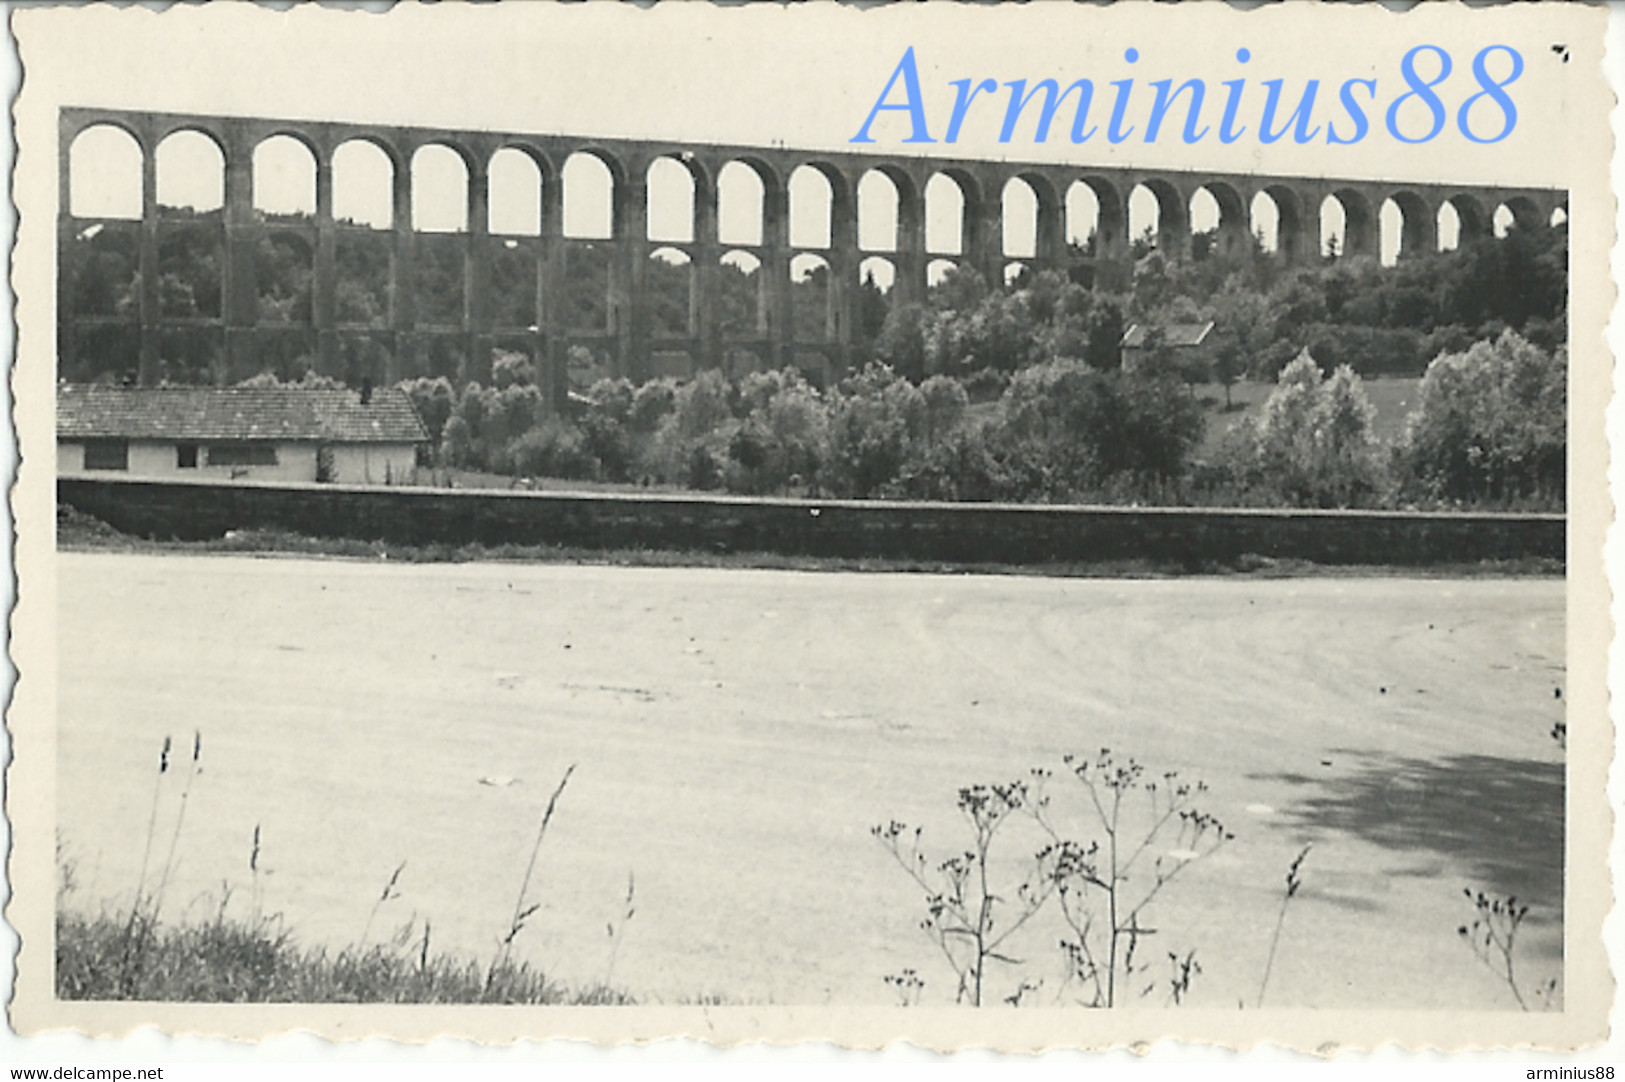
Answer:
[58, 384, 429, 485]
[1119, 321, 1216, 377]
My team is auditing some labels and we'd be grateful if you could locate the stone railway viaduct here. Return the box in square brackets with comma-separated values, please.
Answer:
[58, 106, 1566, 400]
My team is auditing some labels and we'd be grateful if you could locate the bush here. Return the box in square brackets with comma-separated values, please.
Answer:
[629, 378, 679, 435]
[491, 349, 539, 389]
[1395, 330, 1566, 508]
[824, 364, 926, 498]
[726, 369, 828, 494]
[1219, 350, 1387, 508]
[992, 360, 1204, 500]
[918, 375, 969, 445]
[398, 376, 457, 445]
[508, 418, 600, 481]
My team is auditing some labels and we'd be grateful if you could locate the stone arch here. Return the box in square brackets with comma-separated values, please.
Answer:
[718, 248, 764, 338]
[1001, 176, 1035, 258]
[1065, 181, 1100, 253]
[562, 147, 627, 240]
[790, 251, 833, 342]
[859, 165, 918, 254]
[1130, 178, 1188, 259]
[156, 224, 223, 319]
[1191, 180, 1248, 261]
[487, 146, 544, 236]
[1498, 195, 1544, 234]
[647, 245, 693, 337]
[927, 257, 962, 287]
[411, 143, 471, 233]
[332, 138, 396, 230]
[1321, 188, 1374, 258]
[859, 254, 896, 293]
[155, 128, 225, 213]
[252, 134, 317, 218]
[68, 123, 144, 219]
[1384, 190, 1434, 263]
[1249, 190, 1280, 254]
[789, 164, 835, 250]
[1256, 184, 1305, 261]
[719, 158, 777, 247]
[254, 229, 312, 324]
[1075, 177, 1127, 259]
[646, 155, 698, 244]
[1443, 193, 1489, 246]
[925, 172, 968, 256]
[1013, 170, 1061, 262]
[857, 254, 895, 339]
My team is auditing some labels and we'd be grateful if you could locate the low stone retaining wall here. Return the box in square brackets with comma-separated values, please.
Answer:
[58, 475, 1565, 567]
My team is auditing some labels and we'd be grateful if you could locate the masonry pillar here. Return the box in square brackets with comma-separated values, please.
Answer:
[1274, 188, 1308, 265]
[694, 166, 721, 370]
[221, 128, 259, 383]
[313, 147, 339, 379]
[963, 186, 1001, 293]
[57, 122, 78, 381]
[1400, 201, 1437, 260]
[390, 148, 415, 383]
[894, 181, 926, 307]
[763, 176, 792, 371]
[1155, 182, 1191, 263]
[1033, 183, 1066, 273]
[1210, 188, 1251, 262]
[1341, 193, 1378, 259]
[466, 158, 493, 384]
[137, 132, 160, 385]
[1083, 182, 1129, 290]
[540, 169, 567, 410]
[615, 171, 649, 381]
[829, 174, 859, 376]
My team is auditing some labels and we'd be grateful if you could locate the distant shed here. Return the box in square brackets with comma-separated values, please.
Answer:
[1120, 321, 1216, 375]
[57, 384, 429, 485]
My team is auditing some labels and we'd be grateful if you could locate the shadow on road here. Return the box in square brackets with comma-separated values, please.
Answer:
[1255, 749, 1564, 917]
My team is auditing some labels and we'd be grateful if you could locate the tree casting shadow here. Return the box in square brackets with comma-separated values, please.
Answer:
[1255, 749, 1563, 918]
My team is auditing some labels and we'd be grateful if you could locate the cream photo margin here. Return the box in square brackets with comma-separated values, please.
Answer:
[0, 0, 1618, 1065]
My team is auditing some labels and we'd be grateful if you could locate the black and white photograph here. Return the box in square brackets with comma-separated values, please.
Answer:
[5, 0, 1615, 1061]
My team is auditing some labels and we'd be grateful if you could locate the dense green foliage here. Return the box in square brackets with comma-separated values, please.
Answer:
[73, 211, 1567, 510]
[1396, 332, 1568, 507]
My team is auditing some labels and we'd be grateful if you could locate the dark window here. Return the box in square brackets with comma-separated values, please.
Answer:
[206, 443, 278, 467]
[82, 439, 129, 471]
[176, 444, 198, 468]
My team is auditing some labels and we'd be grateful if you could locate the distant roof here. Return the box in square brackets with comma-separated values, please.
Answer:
[57, 385, 429, 444]
[1120, 322, 1215, 349]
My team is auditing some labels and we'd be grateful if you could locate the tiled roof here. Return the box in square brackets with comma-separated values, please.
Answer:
[57, 385, 429, 444]
[1120, 322, 1215, 349]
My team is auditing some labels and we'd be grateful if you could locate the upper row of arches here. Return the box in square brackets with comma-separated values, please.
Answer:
[69, 123, 1566, 267]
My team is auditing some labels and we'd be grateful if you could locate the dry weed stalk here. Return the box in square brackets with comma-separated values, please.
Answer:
[491, 763, 576, 982]
[873, 780, 1058, 1006]
[1458, 888, 1558, 1011]
[1256, 843, 1311, 1008]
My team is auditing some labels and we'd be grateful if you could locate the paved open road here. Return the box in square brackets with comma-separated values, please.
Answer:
[57, 553, 1565, 1007]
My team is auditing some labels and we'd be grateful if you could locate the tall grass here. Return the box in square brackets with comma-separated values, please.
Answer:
[57, 736, 624, 1004]
[56, 909, 630, 1004]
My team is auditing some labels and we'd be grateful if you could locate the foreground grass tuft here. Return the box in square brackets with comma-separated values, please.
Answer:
[57, 910, 631, 1004]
